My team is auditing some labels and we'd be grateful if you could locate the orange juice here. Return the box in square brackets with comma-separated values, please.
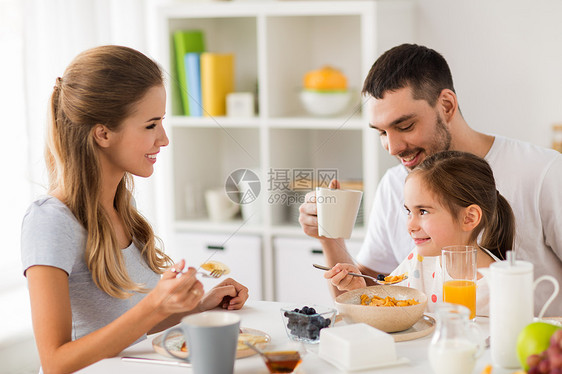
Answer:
[443, 280, 476, 319]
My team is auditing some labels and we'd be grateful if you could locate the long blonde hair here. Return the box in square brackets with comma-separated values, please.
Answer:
[46, 45, 172, 298]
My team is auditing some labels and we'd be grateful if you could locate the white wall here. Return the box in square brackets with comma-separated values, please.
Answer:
[415, 0, 562, 148]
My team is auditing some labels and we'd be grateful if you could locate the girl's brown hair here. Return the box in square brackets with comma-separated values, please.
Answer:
[407, 151, 515, 260]
[46, 45, 172, 298]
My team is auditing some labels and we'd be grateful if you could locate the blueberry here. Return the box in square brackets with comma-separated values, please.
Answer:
[377, 274, 385, 281]
[309, 316, 319, 326]
[324, 318, 332, 327]
[308, 307, 316, 315]
[307, 324, 319, 332]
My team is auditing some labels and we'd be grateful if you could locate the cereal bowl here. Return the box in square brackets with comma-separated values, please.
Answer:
[335, 286, 427, 333]
[281, 305, 337, 344]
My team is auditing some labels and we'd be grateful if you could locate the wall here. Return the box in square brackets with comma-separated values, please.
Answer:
[415, 0, 562, 148]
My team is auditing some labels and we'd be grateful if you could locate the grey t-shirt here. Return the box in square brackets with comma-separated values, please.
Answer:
[21, 196, 159, 343]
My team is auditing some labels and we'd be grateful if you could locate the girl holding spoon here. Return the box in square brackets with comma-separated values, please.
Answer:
[324, 151, 515, 314]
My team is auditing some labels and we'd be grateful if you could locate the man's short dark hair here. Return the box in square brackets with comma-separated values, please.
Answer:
[362, 44, 456, 107]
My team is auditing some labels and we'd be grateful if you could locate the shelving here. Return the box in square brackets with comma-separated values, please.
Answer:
[147, 0, 413, 301]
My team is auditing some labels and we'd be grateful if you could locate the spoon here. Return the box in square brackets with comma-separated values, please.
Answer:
[312, 264, 407, 285]
[243, 341, 267, 358]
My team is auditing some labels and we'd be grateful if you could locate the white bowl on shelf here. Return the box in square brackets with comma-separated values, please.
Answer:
[299, 90, 351, 117]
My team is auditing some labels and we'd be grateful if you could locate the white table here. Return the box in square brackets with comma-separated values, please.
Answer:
[78, 300, 518, 374]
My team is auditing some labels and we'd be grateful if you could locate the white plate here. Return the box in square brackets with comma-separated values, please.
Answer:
[152, 327, 270, 360]
[390, 314, 436, 342]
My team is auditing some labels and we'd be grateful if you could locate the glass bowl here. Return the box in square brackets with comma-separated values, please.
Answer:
[259, 340, 308, 373]
[280, 304, 337, 344]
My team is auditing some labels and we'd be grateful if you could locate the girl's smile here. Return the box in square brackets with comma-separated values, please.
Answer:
[404, 174, 471, 257]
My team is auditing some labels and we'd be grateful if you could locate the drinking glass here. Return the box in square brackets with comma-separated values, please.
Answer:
[442, 246, 477, 320]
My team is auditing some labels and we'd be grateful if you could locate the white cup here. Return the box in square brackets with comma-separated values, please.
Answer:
[316, 187, 363, 239]
[205, 189, 240, 222]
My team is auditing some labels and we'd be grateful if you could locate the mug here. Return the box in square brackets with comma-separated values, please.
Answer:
[316, 187, 362, 239]
[163, 311, 241, 374]
[205, 189, 240, 222]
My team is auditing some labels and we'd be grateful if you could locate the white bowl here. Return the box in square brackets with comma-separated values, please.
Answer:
[299, 90, 351, 117]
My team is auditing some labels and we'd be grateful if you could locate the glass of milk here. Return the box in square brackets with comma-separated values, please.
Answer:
[428, 303, 484, 374]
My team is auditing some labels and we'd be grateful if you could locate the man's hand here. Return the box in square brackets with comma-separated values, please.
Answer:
[299, 179, 341, 239]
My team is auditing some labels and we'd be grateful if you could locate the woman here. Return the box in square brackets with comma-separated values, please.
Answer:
[21, 45, 248, 373]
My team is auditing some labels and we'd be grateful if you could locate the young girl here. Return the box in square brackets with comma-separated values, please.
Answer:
[21, 45, 248, 373]
[326, 151, 515, 315]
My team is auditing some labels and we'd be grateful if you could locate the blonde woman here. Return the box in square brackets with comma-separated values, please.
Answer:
[21, 45, 249, 373]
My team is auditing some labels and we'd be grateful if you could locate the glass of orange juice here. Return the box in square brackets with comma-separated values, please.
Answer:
[442, 246, 477, 320]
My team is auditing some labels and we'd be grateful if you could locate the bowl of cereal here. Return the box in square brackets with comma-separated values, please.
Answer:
[335, 286, 427, 333]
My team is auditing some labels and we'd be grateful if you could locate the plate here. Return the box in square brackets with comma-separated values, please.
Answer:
[390, 314, 436, 342]
[152, 327, 270, 360]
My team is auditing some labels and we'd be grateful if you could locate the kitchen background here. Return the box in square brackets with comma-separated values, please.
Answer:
[1, 0, 561, 373]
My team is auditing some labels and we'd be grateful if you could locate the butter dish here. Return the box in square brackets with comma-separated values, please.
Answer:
[318, 323, 409, 371]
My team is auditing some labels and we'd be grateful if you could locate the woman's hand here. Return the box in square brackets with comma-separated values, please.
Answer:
[150, 260, 204, 317]
[199, 278, 249, 311]
[324, 263, 366, 291]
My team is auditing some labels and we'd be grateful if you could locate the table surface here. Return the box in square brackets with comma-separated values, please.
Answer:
[77, 300, 520, 374]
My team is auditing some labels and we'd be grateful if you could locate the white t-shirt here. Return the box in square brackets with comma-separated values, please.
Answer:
[356, 135, 562, 316]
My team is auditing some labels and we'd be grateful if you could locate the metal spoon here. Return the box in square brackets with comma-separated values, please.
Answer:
[243, 341, 268, 359]
[312, 264, 407, 285]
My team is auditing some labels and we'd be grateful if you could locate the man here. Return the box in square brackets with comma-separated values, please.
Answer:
[299, 44, 562, 316]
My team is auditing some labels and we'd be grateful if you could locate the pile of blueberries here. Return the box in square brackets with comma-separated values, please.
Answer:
[284, 306, 332, 342]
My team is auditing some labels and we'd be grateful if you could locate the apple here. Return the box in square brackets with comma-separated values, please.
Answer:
[516, 321, 561, 371]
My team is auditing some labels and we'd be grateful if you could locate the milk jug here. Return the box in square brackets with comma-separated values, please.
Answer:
[428, 303, 484, 374]
[479, 252, 559, 368]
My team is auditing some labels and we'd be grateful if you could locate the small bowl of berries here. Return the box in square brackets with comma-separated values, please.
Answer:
[281, 305, 337, 344]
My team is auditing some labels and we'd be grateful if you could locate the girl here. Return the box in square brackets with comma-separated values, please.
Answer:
[326, 151, 515, 315]
[21, 45, 248, 373]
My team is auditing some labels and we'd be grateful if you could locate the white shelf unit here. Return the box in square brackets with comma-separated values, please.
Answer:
[147, 0, 413, 301]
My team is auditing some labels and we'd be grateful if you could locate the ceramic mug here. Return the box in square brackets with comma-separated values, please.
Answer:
[205, 189, 240, 222]
[316, 187, 362, 239]
[163, 311, 241, 374]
